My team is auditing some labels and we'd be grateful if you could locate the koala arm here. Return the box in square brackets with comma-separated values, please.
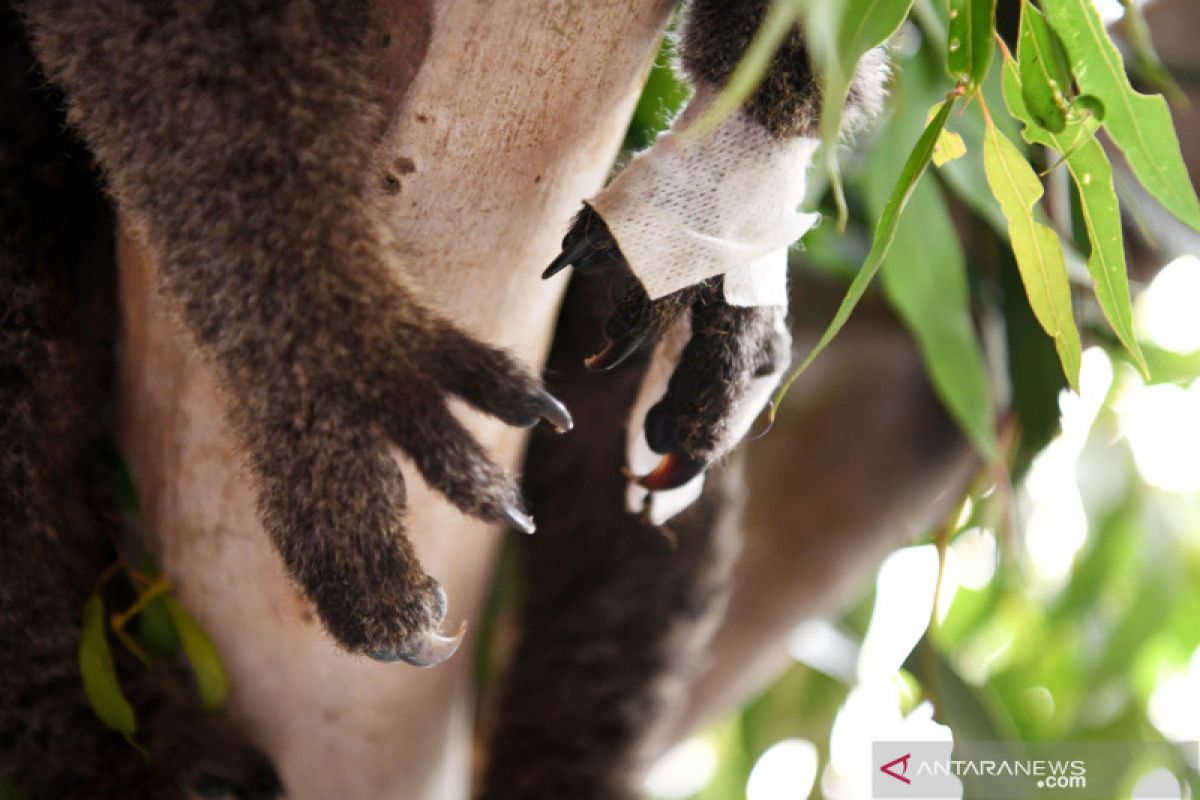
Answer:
[17, 0, 571, 666]
[545, 0, 888, 522]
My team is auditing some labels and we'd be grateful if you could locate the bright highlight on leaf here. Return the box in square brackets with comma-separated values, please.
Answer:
[163, 596, 229, 712]
[982, 121, 1081, 391]
[79, 593, 137, 737]
[1042, 0, 1200, 231]
[1001, 53, 1148, 377]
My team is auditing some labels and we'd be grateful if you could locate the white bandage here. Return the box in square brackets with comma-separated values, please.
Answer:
[589, 86, 821, 308]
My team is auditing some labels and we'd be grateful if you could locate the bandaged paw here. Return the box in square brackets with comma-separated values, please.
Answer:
[626, 303, 791, 525]
[589, 85, 821, 308]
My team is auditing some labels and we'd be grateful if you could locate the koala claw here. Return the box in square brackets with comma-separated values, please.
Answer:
[584, 331, 647, 372]
[527, 389, 574, 434]
[502, 501, 537, 535]
[635, 451, 707, 492]
[542, 203, 623, 280]
[370, 620, 468, 668]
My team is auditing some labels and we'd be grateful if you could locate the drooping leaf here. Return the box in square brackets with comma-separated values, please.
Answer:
[1002, 55, 1147, 376]
[867, 101, 997, 459]
[163, 596, 229, 712]
[773, 97, 956, 408]
[806, 0, 916, 224]
[1017, 3, 1072, 133]
[999, 245, 1067, 476]
[982, 120, 1081, 390]
[79, 593, 137, 736]
[1042, 0, 1200, 231]
[947, 0, 996, 91]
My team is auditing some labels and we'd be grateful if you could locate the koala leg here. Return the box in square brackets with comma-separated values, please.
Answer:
[477, 276, 746, 800]
[544, 0, 889, 524]
[15, 0, 572, 666]
[0, 7, 279, 795]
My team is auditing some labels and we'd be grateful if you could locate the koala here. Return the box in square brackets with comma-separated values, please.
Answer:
[1, 0, 886, 796]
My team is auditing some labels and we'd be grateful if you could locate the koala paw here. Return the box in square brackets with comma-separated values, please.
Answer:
[239, 298, 572, 667]
[544, 204, 790, 523]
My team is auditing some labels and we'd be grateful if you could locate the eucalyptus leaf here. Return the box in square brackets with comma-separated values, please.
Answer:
[982, 120, 1081, 390]
[932, 126, 967, 167]
[947, 0, 996, 90]
[868, 101, 997, 458]
[1001, 55, 1148, 376]
[773, 97, 955, 408]
[1017, 3, 1072, 133]
[806, 0, 916, 224]
[163, 596, 229, 712]
[79, 593, 137, 736]
[1043, 0, 1200, 231]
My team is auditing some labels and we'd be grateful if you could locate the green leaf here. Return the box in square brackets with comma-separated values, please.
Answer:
[1017, 3, 1072, 133]
[773, 97, 956, 408]
[808, 0, 916, 224]
[947, 0, 996, 90]
[1002, 55, 1148, 376]
[983, 120, 1081, 390]
[163, 596, 229, 712]
[79, 593, 137, 736]
[1042, 0, 1200, 231]
[867, 102, 997, 459]
[932, 127, 966, 167]
[134, 595, 181, 659]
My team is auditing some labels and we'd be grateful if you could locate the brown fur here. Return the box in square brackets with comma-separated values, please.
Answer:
[480, 275, 746, 800]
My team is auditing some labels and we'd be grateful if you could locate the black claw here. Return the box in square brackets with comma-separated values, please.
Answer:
[542, 235, 594, 279]
[533, 389, 573, 433]
[502, 501, 536, 534]
[584, 331, 646, 372]
[542, 204, 623, 279]
[636, 451, 707, 491]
